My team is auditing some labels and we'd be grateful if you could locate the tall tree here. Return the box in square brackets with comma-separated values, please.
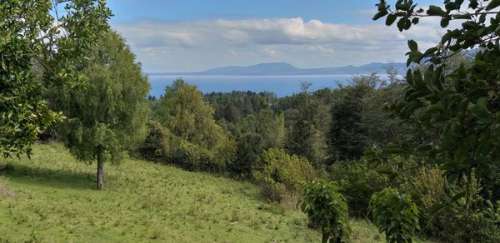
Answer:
[286, 83, 329, 166]
[0, 0, 111, 158]
[329, 78, 372, 162]
[58, 31, 150, 189]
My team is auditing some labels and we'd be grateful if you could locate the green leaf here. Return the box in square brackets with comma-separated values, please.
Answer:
[386, 14, 397, 26]
[427, 5, 446, 17]
[441, 17, 450, 28]
[408, 40, 418, 52]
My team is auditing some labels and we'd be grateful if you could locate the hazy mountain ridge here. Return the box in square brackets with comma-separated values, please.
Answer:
[150, 62, 407, 76]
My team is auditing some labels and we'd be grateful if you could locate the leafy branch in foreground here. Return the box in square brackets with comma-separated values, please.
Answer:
[373, 0, 500, 199]
[0, 0, 111, 158]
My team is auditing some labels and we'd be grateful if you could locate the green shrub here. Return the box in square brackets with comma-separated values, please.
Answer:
[437, 174, 500, 243]
[254, 148, 316, 204]
[301, 181, 350, 243]
[330, 161, 389, 217]
[369, 188, 419, 243]
[139, 122, 235, 172]
[401, 166, 447, 237]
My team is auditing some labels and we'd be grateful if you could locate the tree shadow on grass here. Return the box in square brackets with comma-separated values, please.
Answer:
[1, 164, 99, 190]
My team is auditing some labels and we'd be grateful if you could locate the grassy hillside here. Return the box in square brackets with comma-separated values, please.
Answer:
[0, 143, 427, 243]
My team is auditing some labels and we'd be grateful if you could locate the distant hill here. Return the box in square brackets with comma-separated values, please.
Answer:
[150, 62, 407, 76]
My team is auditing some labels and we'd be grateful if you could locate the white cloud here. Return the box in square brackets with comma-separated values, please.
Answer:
[114, 17, 446, 72]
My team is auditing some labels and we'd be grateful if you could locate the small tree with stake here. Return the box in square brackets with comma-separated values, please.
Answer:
[301, 181, 350, 243]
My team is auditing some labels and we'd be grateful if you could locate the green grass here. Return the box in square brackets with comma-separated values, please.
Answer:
[0, 143, 433, 243]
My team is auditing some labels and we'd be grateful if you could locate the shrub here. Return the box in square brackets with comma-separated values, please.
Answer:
[139, 122, 168, 161]
[139, 122, 235, 172]
[401, 166, 447, 236]
[330, 161, 389, 217]
[254, 148, 316, 204]
[437, 173, 500, 243]
[301, 181, 350, 243]
[369, 188, 419, 243]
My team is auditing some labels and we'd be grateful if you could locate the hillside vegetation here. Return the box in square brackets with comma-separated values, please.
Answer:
[0, 143, 419, 243]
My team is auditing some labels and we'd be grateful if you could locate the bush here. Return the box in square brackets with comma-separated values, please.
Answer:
[301, 181, 350, 243]
[330, 161, 389, 217]
[139, 122, 235, 172]
[138, 122, 168, 161]
[369, 188, 419, 243]
[254, 148, 316, 204]
[401, 166, 447, 236]
[436, 173, 500, 243]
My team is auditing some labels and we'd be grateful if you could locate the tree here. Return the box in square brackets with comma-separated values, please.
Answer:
[0, 0, 111, 158]
[231, 109, 286, 177]
[329, 78, 372, 162]
[156, 80, 235, 171]
[286, 83, 329, 166]
[301, 181, 351, 243]
[57, 31, 150, 190]
[370, 188, 420, 243]
[373, 0, 500, 199]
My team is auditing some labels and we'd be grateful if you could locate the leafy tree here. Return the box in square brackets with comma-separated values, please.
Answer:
[286, 83, 329, 166]
[205, 91, 276, 123]
[370, 188, 420, 243]
[57, 32, 150, 189]
[373, 0, 500, 199]
[329, 79, 371, 162]
[156, 80, 235, 171]
[231, 109, 285, 177]
[301, 181, 351, 243]
[0, 0, 111, 158]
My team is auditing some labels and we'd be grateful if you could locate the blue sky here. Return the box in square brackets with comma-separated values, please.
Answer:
[107, 0, 443, 72]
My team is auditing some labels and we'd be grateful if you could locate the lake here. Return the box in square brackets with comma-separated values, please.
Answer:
[148, 74, 358, 97]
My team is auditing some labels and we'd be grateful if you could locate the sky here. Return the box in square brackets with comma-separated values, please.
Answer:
[107, 0, 443, 73]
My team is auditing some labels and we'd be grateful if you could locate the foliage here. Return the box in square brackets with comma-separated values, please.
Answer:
[285, 84, 330, 167]
[205, 91, 276, 123]
[0, 0, 111, 158]
[330, 161, 390, 217]
[230, 109, 286, 177]
[254, 148, 316, 203]
[374, 0, 500, 199]
[301, 181, 351, 243]
[370, 188, 419, 243]
[437, 173, 500, 243]
[400, 167, 447, 236]
[56, 31, 150, 189]
[153, 80, 236, 171]
[329, 78, 372, 161]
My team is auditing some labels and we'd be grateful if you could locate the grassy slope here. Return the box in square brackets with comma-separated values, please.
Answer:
[0, 143, 429, 243]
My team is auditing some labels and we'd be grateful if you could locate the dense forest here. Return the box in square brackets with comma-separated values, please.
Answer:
[1, 0, 500, 242]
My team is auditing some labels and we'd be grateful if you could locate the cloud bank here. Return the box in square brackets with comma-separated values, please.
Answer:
[114, 17, 445, 72]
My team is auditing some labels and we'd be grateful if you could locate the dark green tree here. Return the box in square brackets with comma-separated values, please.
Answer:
[57, 32, 150, 189]
[0, 0, 111, 158]
[329, 79, 372, 162]
[286, 83, 329, 166]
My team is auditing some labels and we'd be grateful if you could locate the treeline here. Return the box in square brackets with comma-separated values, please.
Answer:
[2, 1, 500, 243]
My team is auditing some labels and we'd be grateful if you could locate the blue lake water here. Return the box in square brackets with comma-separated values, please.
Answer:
[148, 74, 358, 97]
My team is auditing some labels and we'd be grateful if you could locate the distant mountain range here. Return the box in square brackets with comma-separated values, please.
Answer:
[150, 62, 407, 76]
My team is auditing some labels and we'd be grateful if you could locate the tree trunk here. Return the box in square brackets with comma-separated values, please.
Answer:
[96, 148, 105, 190]
[322, 232, 329, 243]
